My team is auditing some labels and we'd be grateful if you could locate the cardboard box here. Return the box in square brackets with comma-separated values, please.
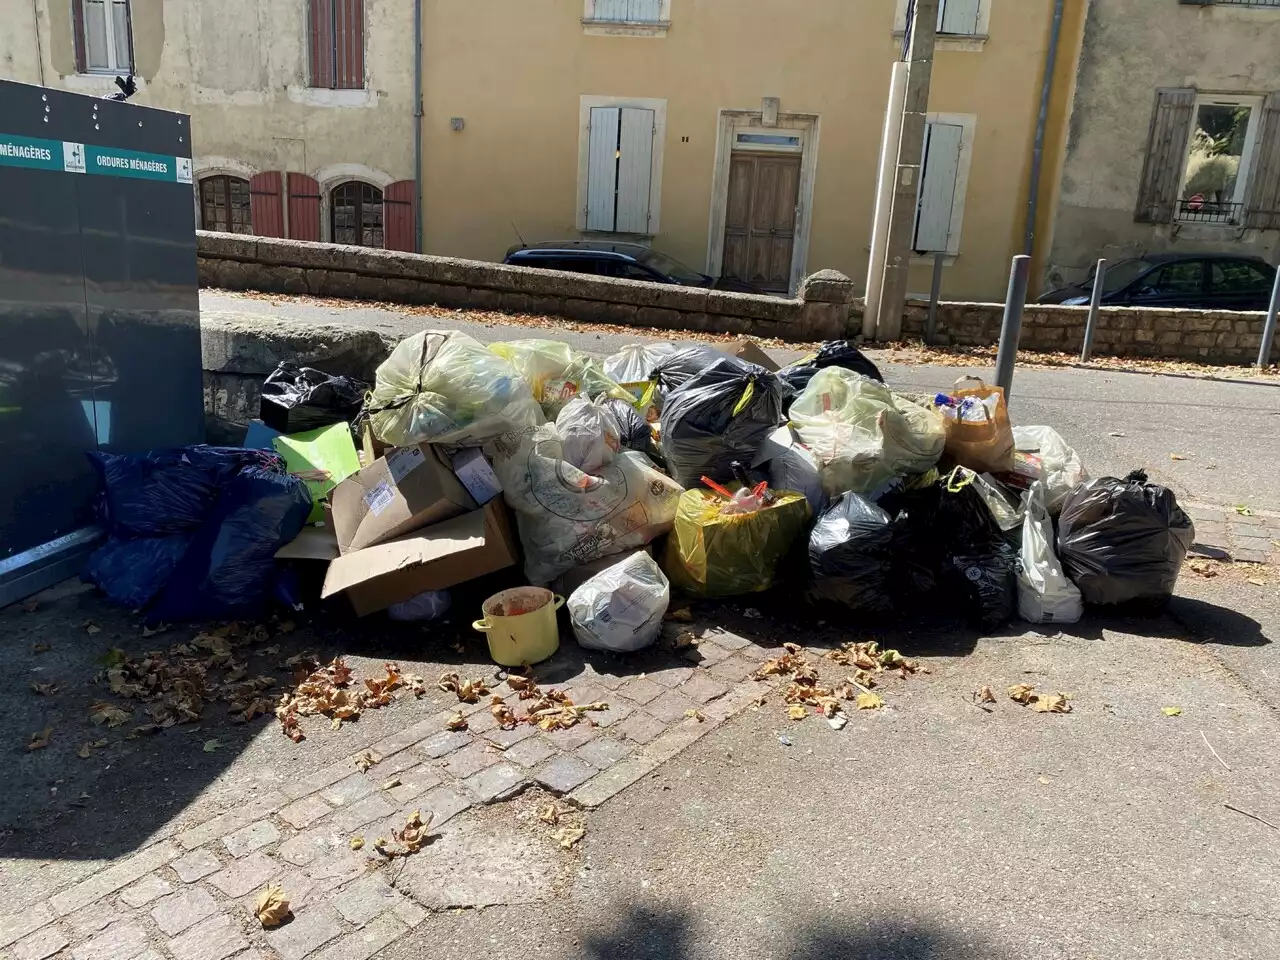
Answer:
[725, 338, 780, 372]
[322, 500, 521, 616]
[331, 444, 476, 555]
[276, 505, 340, 561]
[450, 447, 502, 505]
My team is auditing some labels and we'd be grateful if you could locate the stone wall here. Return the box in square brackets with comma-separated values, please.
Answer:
[901, 300, 1279, 366]
[197, 232, 857, 343]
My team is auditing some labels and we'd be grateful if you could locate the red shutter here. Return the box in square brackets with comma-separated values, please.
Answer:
[287, 173, 322, 242]
[308, 0, 334, 88]
[335, 0, 365, 90]
[384, 180, 416, 252]
[72, 0, 87, 73]
[248, 172, 284, 238]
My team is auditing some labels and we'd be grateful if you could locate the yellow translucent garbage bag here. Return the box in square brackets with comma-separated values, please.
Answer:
[662, 489, 811, 598]
[490, 340, 635, 419]
[790, 368, 945, 497]
[368, 331, 544, 447]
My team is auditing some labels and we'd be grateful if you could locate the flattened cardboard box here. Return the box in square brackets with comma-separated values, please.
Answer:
[276, 505, 339, 561]
[322, 500, 521, 617]
[725, 339, 780, 372]
[331, 443, 476, 555]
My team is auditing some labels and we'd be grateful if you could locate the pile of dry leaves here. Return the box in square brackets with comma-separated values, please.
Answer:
[440, 671, 608, 733]
[275, 658, 426, 742]
[755, 641, 924, 727]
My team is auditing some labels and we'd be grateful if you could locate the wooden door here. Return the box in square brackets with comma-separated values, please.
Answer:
[721, 153, 801, 292]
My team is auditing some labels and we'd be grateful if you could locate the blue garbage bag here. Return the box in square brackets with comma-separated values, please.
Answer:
[88, 446, 277, 537]
[82, 535, 192, 610]
[148, 467, 312, 622]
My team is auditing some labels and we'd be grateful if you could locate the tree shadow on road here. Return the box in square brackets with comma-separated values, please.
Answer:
[582, 906, 999, 960]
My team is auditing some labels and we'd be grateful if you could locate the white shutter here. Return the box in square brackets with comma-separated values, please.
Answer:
[84, 0, 110, 69]
[913, 121, 964, 253]
[616, 108, 655, 234]
[587, 107, 621, 232]
[592, 0, 662, 22]
[939, 0, 982, 36]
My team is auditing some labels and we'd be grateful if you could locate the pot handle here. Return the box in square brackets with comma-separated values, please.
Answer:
[552, 595, 566, 611]
[472, 618, 492, 633]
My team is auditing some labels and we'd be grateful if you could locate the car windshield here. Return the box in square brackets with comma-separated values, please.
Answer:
[1093, 258, 1156, 295]
[637, 249, 706, 284]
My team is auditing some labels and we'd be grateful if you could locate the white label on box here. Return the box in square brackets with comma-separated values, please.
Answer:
[386, 446, 425, 485]
[364, 481, 395, 516]
[451, 448, 502, 505]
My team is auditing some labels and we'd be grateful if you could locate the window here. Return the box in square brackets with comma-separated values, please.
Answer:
[582, 0, 671, 35]
[199, 176, 253, 235]
[330, 182, 383, 247]
[1137, 261, 1204, 298]
[584, 105, 657, 234]
[73, 0, 132, 73]
[1176, 96, 1262, 224]
[913, 116, 975, 256]
[308, 0, 365, 90]
[894, 0, 988, 42]
[1211, 259, 1271, 293]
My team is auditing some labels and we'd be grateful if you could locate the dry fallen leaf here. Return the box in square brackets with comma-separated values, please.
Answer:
[31, 643, 52, 654]
[1162, 706, 1183, 717]
[349, 836, 365, 850]
[89, 701, 131, 727]
[666, 606, 694, 623]
[29, 682, 58, 697]
[1170, 454, 1188, 461]
[974, 685, 997, 704]
[27, 727, 52, 751]
[787, 704, 808, 721]
[1247, 578, 1268, 587]
[1030, 694, 1072, 714]
[684, 708, 706, 723]
[1008, 684, 1037, 705]
[552, 826, 586, 850]
[538, 803, 562, 826]
[355, 751, 380, 773]
[77, 742, 92, 759]
[84, 622, 102, 636]
[254, 885, 291, 928]
[381, 776, 402, 790]
[1236, 505, 1254, 517]
[374, 809, 433, 858]
[445, 713, 468, 732]
[202, 739, 220, 753]
[855, 692, 885, 711]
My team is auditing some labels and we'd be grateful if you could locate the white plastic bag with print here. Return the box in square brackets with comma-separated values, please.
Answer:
[556, 398, 623, 475]
[568, 552, 670, 653]
[790, 368, 946, 497]
[1012, 426, 1088, 516]
[368, 331, 544, 448]
[489, 423, 684, 584]
[1017, 481, 1084, 625]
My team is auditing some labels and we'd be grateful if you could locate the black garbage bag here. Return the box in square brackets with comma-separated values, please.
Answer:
[259, 362, 368, 433]
[652, 345, 741, 394]
[600, 398, 663, 464]
[87, 446, 275, 537]
[658, 358, 787, 486]
[951, 543, 1019, 628]
[779, 340, 884, 402]
[807, 493, 894, 612]
[149, 467, 312, 622]
[1057, 470, 1195, 606]
[82, 534, 192, 610]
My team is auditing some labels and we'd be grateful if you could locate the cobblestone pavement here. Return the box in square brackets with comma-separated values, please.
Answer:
[1183, 502, 1280, 566]
[0, 580, 790, 960]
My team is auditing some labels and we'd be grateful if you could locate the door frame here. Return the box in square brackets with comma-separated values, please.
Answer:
[707, 109, 820, 296]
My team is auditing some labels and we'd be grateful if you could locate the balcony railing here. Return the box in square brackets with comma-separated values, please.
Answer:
[590, 0, 663, 22]
[1176, 199, 1245, 225]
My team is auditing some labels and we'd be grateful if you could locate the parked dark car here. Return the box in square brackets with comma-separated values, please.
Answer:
[1038, 253, 1276, 310]
[503, 241, 761, 293]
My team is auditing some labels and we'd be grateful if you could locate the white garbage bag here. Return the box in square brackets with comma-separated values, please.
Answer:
[603, 342, 677, 388]
[368, 331, 544, 447]
[1012, 426, 1087, 516]
[1017, 481, 1083, 624]
[568, 552, 670, 653]
[790, 368, 946, 497]
[556, 398, 623, 475]
[489, 424, 684, 584]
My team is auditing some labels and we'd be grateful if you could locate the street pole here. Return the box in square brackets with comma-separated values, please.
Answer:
[925, 250, 945, 345]
[863, 61, 909, 338]
[1080, 258, 1107, 363]
[994, 255, 1031, 399]
[1258, 266, 1280, 369]
[873, 0, 939, 342]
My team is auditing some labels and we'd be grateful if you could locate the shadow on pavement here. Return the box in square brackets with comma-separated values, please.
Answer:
[1166, 594, 1271, 647]
[582, 906, 997, 960]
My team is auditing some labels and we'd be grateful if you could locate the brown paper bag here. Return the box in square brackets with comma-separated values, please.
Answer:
[941, 377, 1015, 473]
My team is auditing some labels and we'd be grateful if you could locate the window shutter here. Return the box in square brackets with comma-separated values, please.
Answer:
[1134, 88, 1195, 224]
[308, 0, 335, 89]
[287, 172, 322, 241]
[939, 0, 981, 36]
[1245, 93, 1280, 231]
[72, 0, 88, 73]
[586, 107, 621, 232]
[914, 121, 964, 253]
[122, 0, 135, 71]
[384, 180, 417, 252]
[249, 172, 285, 238]
[616, 108, 655, 234]
[334, 0, 364, 90]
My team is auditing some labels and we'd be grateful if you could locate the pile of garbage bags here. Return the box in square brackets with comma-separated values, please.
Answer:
[79, 330, 1196, 649]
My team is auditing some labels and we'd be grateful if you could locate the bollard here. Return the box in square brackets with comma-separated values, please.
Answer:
[1080, 258, 1107, 363]
[925, 251, 945, 345]
[1258, 265, 1280, 369]
[994, 255, 1031, 400]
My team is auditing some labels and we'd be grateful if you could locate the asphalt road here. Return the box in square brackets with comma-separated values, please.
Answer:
[203, 291, 1280, 513]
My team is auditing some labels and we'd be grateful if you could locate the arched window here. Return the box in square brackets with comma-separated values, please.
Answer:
[330, 181, 384, 247]
[198, 176, 253, 234]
